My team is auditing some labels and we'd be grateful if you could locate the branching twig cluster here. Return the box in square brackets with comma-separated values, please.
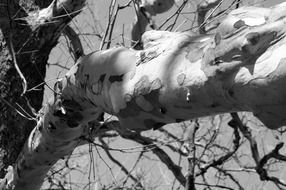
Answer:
[231, 113, 286, 189]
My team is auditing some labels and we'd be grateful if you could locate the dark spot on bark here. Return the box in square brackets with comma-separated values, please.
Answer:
[99, 74, 106, 83]
[75, 51, 82, 59]
[44, 161, 53, 166]
[54, 108, 65, 117]
[214, 33, 221, 45]
[177, 73, 186, 86]
[48, 122, 57, 130]
[233, 20, 246, 29]
[97, 112, 104, 121]
[38, 125, 42, 131]
[45, 160, 51, 165]
[214, 57, 223, 65]
[159, 107, 167, 114]
[140, 6, 146, 13]
[246, 32, 260, 46]
[144, 119, 156, 128]
[54, 80, 63, 91]
[153, 122, 166, 130]
[143, 90, 166, 118]
[210, 103, 219, 108]
[241, 45, 248, 54]
[118, 98, 141, 118]
[176, 119, 184, 123]
[109, 74, 124, 83]
[68, 112, 83, 122]
[228, 89, 234, 97]
[67, 119, 79, 128]
[143, 89, 160, 106]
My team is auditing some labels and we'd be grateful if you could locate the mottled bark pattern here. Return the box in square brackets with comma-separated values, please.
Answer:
[2, 2, 286, 190]
[0, 0, 85, 180]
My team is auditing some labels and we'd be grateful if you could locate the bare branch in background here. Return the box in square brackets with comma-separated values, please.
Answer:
[230, 113, 286, 188]
[184, 120, 199, 190]
[197, 0, 223, 34]
[195, 117, 241, 177]
[120, 131, 186, 186]
[98, 138, 143, 188]
[63, 25, 84, 61]
[6, 1, 27, 96]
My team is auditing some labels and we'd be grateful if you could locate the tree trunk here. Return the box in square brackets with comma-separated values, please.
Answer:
[0, 0, 85, 188]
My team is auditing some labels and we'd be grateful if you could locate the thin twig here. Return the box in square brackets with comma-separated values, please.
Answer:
[121, 131, 186, 186]
[195, 118, 241, 176]
[99, 138, 143, 187]
[185, 120, 199, 190]
[230, 113, 286, 188]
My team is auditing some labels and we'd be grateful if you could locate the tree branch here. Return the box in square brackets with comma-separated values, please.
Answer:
[197, 0, 222, 34]
[0, 0, 86, 189]
[195, 118, 241, 176]
[119, 131, 186, 186]
[185, 120, 199, 190]
[62, 25, 84, 61]
[230, 113, 286, 188]
[98, 138, 143, 188]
